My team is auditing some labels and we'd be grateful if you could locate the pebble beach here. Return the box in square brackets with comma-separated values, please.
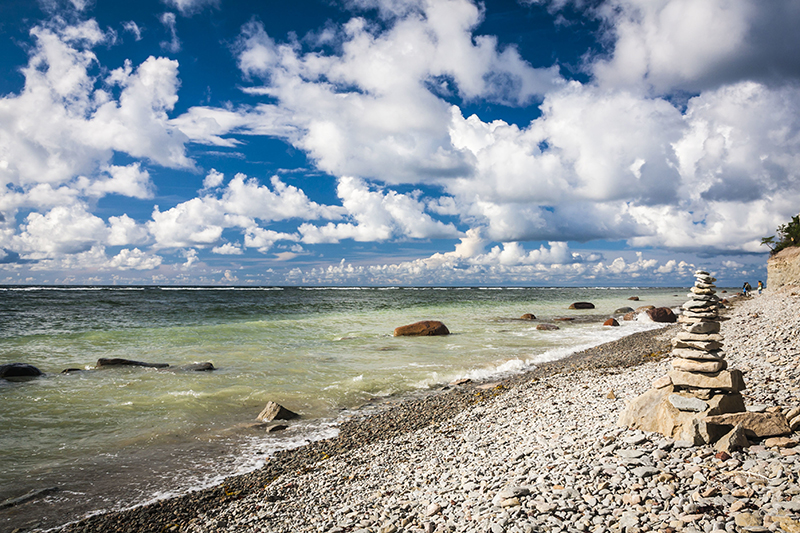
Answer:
[55, 288, 800, 533]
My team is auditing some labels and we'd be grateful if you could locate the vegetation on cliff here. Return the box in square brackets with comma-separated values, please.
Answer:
[762, 214, 800, 255]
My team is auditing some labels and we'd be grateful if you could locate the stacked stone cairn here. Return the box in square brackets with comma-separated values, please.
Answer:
[619, 270, 750, 446]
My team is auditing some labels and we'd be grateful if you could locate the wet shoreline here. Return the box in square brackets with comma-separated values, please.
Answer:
[51, 323, 678, 533]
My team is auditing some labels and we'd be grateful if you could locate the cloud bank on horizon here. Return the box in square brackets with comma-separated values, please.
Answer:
[0, 0, 797, 285]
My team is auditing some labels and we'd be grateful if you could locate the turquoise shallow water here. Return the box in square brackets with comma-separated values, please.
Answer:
[0, 285, 688, 529]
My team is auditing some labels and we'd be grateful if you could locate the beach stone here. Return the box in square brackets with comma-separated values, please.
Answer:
[681, 320, 721, 334]
[628, 296, 639, 301]
[615, 307, 634, 314]
[257, 401, 300, 422]
[763, 436, 797, 448]
[568, 302, 594, 309]
[682, 299, 717, 310]
[603, 318, 619, 326]
[520, 313, 536, 320]
[653, 375, 672, 389]
[715, 424, 749, 453]
[670, 357, 727, 373]
[536, 324, 560, 331]
[671, 348, 725, 361]
[682, 309, 719, 319]
[671, 339, 724, 351]
[691, 287, 716, 295]
[623, 311, 637, 321]
[734, 512, 763, 528]
[668, 394, 708, 413]
[675, 331, 723, 342]
[632, 466, 659, 478]
[668, 369, 745, 392]
[96, 358, 169, 369]
[0, 363, 43, 380]
[393, 321, 450, 337]
[705, 412, 791, 438]
[647, 307, 677, 323]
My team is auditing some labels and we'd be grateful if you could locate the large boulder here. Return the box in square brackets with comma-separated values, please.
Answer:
[257, 401, 300, 422]
[393, 320, 450, 337]
[568, 302, 595, 309]
[647, 307, 677, 323]
[618, 385, 745, 444]
[96, 358, 169, 369]
[0, 363, 43, 380]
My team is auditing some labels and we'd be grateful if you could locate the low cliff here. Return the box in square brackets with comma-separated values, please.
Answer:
[767, 246, 800, 289]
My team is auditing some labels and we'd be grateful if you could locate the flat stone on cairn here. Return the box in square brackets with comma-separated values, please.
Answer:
[618, 269, 749, 445]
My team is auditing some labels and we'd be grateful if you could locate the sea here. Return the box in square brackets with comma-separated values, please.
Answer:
[0, 285, 692, 531]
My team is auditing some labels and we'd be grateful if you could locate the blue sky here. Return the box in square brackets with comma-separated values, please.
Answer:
[0, 0, 798, 286]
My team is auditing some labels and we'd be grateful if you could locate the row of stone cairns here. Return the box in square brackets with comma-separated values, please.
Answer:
[619, 270, 793, 451]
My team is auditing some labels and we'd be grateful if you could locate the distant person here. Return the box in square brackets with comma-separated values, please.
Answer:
[742, 282, 751, 296]
[757, 280, 763, 294]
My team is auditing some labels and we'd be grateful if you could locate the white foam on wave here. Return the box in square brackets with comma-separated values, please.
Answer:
[134, 421, 341, 511]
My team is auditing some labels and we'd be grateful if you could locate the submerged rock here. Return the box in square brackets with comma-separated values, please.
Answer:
[519, 313, 536, 320]
[536, 324, 560, 331]
[393, 320, 450, 337]
[0, 363, 43, 381]
[615, 307, 635, 314]
[568, 302, 594, 309]
[96, 358, 169, 369]
[180, 362, 215, 371]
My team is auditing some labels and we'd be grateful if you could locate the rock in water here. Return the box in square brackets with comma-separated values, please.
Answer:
[519, 313, 536, 320]
[0, 363, 43, 380]
[393, 321, 450, 337]
[647, 307, 677, 323]
[603, 318, 620, 326]
[536, 324, 560, 331]
[181, 362, 215, 371]
[568, 302, 594, 309]
[96, 358, 170, 369]
[615, 307, 635, 314]
[257, 401, 300, 422]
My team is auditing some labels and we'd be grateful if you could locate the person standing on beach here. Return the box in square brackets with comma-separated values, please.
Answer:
[742, 282, 751, 296]
[758, 281, 763, 294]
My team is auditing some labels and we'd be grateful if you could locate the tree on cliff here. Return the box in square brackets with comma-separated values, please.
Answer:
[762, 214, 800, 254]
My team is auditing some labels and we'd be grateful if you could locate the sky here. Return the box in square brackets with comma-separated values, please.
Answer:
[0, 0, 798, 286]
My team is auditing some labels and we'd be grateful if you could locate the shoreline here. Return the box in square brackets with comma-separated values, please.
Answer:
[50, 321, 680, 533]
